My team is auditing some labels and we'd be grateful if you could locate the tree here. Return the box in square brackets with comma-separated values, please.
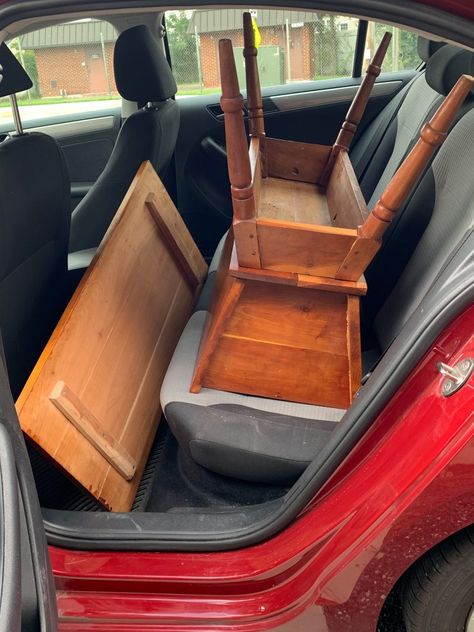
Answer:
[166, 11, 199, 86]
[8, 38, 40, 98]
[374, 23, 420, 71]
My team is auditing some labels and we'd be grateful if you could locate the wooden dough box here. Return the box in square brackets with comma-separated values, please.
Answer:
[191, 12, 474, 409]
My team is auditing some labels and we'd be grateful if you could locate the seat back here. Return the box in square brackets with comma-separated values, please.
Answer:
[374, 86, 474, 352]
[351, 36, 446, 202]
[0, 44, 70, 396]
[69, 25, 179, 252]
[364, 47, 474, 324]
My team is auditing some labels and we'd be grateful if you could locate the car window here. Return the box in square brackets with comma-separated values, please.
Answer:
[166, 9, 360, 96]
[1, 19, 119, 128]
[166, 10, 423, 97]
[368, 21, 422, 72]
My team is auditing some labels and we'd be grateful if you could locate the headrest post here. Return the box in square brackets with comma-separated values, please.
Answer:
[9, 93, 23, 135]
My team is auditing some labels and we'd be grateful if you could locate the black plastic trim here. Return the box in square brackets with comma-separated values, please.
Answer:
[0, 1, 471, 48]
[0, 425, 21, 632]
[353, 19, 368, 78]
[0, 106, 121, 136]
[0, 346, 58, 629]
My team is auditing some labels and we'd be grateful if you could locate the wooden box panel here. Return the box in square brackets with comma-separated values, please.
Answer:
[17, 161, 207, 512]
[257, 220, 358, 277]
[200, 281, 361, 408]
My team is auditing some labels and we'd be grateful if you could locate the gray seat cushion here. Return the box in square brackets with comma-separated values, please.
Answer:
[161, 310, 344, 483]
[166, 402, 337, 484]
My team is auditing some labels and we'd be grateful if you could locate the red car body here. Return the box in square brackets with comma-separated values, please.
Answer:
[0, 0, 470, 629]
[50, 304, 474, 631]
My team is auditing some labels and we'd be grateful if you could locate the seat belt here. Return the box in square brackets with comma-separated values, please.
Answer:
[352, 74, 418, 182]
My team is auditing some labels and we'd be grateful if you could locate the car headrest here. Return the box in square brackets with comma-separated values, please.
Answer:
[426, 45, 474, 96]
[114, 25, 177, 103]
[0, 42, 32, 98]
[417, 36, 445, 62]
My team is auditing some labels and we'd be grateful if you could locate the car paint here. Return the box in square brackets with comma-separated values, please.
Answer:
[0, 0, 470, 627]
[417, 0, 474, 20]
[51, 304, 474, 631]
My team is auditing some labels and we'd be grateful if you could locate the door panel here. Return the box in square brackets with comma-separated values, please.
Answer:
[0, 106, 121, 210]
[175, 74, 413, 259]
[25, 108, 121, 210]
[0, 347, 58, 630]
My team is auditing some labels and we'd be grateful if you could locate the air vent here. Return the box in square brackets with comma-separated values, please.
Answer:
[207, 102, 249, 121]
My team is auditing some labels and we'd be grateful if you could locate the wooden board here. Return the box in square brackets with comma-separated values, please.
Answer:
[198, 280, 360, 408]
[17, 161, 207, 512]
[265, 137, 331, 184]
[327, 151, 368, 229]
[257, 218, 358, 277]
[257, 177, 331, 225]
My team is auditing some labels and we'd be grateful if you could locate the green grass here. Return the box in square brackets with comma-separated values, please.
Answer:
[176, 84, 220, 96]
[0, 94, 121, 107]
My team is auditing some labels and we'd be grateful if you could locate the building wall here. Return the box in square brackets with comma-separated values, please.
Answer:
[199, 24, 314, 88]
[35, 43, 117, 97]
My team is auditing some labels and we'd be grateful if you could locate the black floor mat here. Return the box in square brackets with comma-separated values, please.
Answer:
[30, 419, 286, 514]
[145, 423, 288, 512]
[30, 421, 169, 512]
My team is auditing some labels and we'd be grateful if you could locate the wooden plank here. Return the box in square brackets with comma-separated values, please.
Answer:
[229, 249, 367, 295]
[297, 272, 367, 295]
[203, 337, 351, 408]
[346, 295, 362, 401]
[257, 218, 357, 277]
[327, 151, 368, 229]
[224, 281, 348, 353]
[17, 161, 207, 512]
[145, 193, 207, 290]
[201, 282, 353, 408]
[335, 235, 381, 281]
[265, 138, 331, 184]
[258, 176, 331, 225]
[233, 218, 261, 268]
[50, 381, 136, 481]
[191, 276, 244, 393]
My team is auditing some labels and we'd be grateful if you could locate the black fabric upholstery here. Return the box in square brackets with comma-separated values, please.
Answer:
[358, 118, 398, 203]
[426, 46, 474, 96]
[363, 169, 437, 327]
[417, 36, 445, 62]
[0, 43, 32, 97]
[69, 24, 180, 252]
[114, 25, 176, 102]
[166, 403, 337, 484]
[0, 133, 70, 396]
[69, 100, 179, 251]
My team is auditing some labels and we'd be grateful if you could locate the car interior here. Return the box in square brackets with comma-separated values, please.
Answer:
[0, 2, 472, 552]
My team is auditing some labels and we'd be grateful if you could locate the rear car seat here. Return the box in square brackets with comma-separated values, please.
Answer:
[351, 36, 445, 202]
[160, 50, 474, 486]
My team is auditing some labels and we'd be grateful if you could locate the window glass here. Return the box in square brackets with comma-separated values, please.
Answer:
[367, 22, 422, 72]
[166, 9, 359, 96]
[0, 19, 119, 128]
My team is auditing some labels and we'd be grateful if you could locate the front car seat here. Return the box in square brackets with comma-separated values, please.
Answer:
[69, 24, 179, 253]
[0, 43, 70, 397]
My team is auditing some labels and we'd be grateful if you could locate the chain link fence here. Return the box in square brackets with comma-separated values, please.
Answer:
[166, 9, 420, 96]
